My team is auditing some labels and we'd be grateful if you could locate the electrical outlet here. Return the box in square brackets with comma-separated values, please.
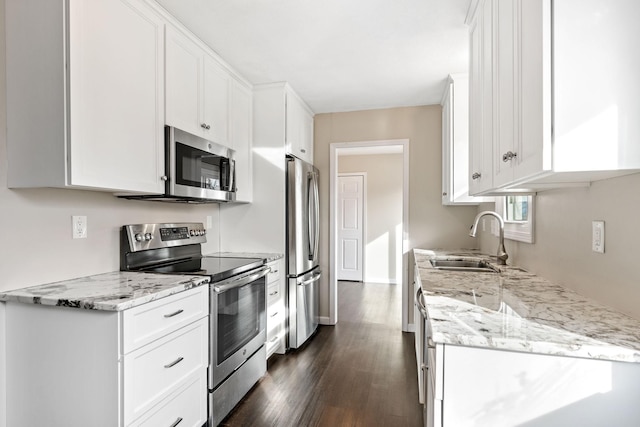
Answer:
[206, 215, 213, 229]
[592, 220, 604, 253]
[72, 215, 87, 239]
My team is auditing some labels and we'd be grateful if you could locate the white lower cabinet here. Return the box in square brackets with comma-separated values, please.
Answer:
[266, 258, 286, 358]
[425, 343, 640, 427]
[5, 287, 209, 427]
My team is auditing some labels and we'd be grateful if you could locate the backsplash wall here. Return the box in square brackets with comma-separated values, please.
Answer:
[478, 172, 640, 320]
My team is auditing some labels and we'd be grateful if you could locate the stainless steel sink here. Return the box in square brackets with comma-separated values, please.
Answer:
[430, 259, 498, 273]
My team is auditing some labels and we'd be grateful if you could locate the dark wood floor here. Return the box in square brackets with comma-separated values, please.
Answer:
[221, 281, 423, 427]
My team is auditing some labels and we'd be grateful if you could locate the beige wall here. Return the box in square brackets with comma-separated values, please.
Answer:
[314, 106, 480, 323]
[339, 154, 403, 284]
[478, 172, 640, 320]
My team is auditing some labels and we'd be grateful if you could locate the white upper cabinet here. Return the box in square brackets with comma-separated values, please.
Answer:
[229, 80, 254, 203]
[467, 0, 640, 195]
[441, 74, 492, 205]
[468, 0, 495, 196]
[6, 0, 165, 193]
[286, 90, 314, 164]
[166, 25, 230, 146]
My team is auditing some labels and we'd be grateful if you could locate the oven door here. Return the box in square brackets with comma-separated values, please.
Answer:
[209, 265, 269, 389]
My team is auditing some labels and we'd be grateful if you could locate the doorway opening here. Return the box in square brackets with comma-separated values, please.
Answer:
[329, 140, 410, 332]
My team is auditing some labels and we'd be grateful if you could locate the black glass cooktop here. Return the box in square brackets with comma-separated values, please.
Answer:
[142, 256, 264, 282]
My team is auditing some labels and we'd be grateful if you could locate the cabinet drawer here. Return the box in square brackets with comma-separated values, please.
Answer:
[130, 372, 207, 427]
[123, 317, 208, 425]
[266, 260, 282, 284]
[122, 286, 208, 353]
[267, 281, 282, 306]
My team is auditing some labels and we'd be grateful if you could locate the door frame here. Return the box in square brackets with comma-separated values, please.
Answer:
[329, 139, 410, 332]
[337, 172, 367, 282]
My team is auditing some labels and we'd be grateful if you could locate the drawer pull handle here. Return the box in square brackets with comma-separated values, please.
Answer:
[269, 290, 279, 296]
[164, 357, 184, 369]
[270, 336, 279, 343]
[170, 417, 183, 427]
[270, 311, 278, 318]
[164, 309, 184, 318]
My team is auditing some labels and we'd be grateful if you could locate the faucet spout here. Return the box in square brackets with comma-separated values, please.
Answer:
[469, 211, 508, 265]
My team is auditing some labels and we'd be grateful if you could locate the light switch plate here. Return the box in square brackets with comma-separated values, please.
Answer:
[592, 220, 604, 253]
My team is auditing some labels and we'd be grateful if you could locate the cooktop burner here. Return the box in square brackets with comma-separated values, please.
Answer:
[142, 256, 264, 282]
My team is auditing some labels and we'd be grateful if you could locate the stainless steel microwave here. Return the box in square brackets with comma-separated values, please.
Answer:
[119, 126, 236, 203]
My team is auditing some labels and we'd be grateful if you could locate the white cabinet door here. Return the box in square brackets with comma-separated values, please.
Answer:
[202, 55, 230, 145]
[69, 0, 165, 193]
[301, 108, 314, 164]
[286, 92, 314, 164]
[229, 80, 254, 202]
[166, 26, 202, 137]
[468, 0, 494, 195]
[493, 0, 550, 188]
[442, 74, 492, 204]
[166, 25, 232, 146]
[7, 0, 165, 193]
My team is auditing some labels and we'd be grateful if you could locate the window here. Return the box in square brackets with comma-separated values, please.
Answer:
[494, 195, 535, 243]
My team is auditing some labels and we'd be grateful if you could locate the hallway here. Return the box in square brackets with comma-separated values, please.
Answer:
[222, 281, 423, 427]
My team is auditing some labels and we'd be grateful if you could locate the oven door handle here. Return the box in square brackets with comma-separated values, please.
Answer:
[213, 266, 271, 293]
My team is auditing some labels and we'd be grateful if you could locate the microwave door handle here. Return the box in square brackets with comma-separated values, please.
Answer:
[213, 266, 271, 293]
[229, 159, 236, 191]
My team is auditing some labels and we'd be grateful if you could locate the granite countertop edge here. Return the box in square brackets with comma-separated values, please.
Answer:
[414, 248, 640, 364]
[0, 253, 283, 312]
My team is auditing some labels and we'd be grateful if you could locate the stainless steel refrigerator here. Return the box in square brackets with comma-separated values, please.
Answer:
[286, 155, 322, 349]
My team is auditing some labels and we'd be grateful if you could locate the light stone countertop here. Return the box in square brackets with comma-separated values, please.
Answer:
[0, 272, 210, 311]
[0, 253, 282, 312]
[414, 248, 640, 363]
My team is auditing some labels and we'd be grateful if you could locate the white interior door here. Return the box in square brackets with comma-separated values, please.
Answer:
[337, 174, 364, 281]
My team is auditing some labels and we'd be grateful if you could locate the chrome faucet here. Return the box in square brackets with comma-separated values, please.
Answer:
[469, 211, 508, 265]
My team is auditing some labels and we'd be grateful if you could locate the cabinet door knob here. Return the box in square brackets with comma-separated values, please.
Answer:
[442, 192, 448, 196]
[201, 123, 211, 130]
[502, 151, 517, 162]
[472, 172, 481, 180]
[160, 175, 168, 181]
[300, 148, 306, 153]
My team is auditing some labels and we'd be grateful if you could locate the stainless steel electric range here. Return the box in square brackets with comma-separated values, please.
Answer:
[120, 222, 269, 427]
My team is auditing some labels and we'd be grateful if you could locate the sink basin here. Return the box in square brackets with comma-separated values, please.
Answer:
[430, 259, 497, 273]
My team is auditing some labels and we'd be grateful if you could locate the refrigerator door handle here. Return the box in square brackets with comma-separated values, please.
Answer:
[312, 172, 320, 262]
[307, 171, 317, 260]
[298, 270, 322, 286]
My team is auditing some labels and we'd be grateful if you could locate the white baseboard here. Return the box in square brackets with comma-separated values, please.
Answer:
[318, 316, 334, 325]
[363, 277, 399, 285]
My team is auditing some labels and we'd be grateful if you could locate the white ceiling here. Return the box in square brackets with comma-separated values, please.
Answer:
[155, 0, 471, 114]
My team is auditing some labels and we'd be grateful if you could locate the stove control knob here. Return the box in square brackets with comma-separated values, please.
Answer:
[202, 229, 207, 235]
[189, 230, 195, 237]
[134, 233, 143, 242]
[198, 229, 204, 236]
[144, 233, 153, 241]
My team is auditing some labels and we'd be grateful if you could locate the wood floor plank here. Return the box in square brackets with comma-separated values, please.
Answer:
[220, 281, 423, 427]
